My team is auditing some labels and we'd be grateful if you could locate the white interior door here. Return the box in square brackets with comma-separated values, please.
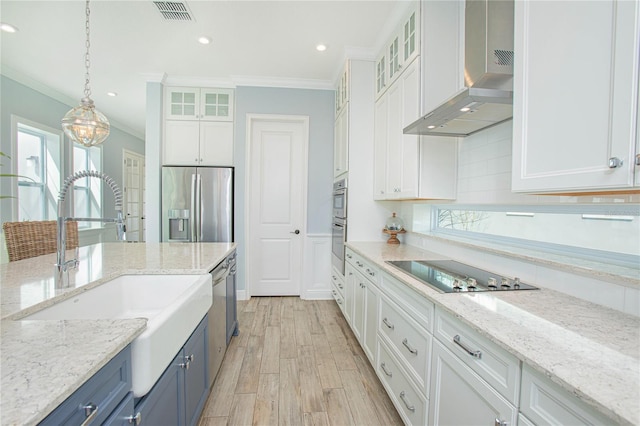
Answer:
[123, 150, 146, 242]
[247, 115, 308, 296]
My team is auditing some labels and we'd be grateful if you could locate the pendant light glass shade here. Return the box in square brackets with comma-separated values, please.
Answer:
[62, 97, 110, 147]
[62, 0, 110, 147]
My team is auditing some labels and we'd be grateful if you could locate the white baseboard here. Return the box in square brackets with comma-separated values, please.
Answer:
[301, 289, 333, 300]
[236, 289, 248, 301]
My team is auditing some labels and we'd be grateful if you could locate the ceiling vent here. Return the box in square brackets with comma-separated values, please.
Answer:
[153, 1, 194, 21]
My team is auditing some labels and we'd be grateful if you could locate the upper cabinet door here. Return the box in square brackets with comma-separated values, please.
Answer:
[512, 0, 640, 193]
[200, 89, 234, 121]
[165, 87, 200, 120]
[402, 10, 419, 67]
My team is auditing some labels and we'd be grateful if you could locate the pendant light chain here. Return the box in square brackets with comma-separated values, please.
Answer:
[84, 0, 91, 99]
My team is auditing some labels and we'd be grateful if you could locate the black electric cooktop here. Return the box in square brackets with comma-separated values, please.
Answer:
[386, 260, 539, 294]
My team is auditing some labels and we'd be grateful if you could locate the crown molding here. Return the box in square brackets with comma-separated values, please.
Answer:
[231, 75, 333, 90]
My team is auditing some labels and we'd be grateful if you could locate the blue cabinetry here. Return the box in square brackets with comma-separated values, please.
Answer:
[129, 314, 209, 426]
[39, 346, 132, 425]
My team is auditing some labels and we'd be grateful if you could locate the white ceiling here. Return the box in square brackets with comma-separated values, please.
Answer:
[1, 0, 405, 138]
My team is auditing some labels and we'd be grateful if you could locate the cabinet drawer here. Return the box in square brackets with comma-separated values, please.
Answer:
[40, 346, 132, 426]
[330, 267, 345, 298]
[380, 271, 434, 332]
[379, 293, 431, 396]
[433, 308, 520, 404]
[103, 392, 134, 426]
[377, 339, 428, 426]
[520, 364, 612, 425]
[331, 282, 346, 315]
[345, 249, 380, 286]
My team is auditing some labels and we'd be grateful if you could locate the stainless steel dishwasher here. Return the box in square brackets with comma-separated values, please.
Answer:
[208, 257, 229, 388]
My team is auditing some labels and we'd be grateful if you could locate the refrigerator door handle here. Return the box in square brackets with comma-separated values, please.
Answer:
[196, 173, 203, 241]
[190, 174, 197, 242]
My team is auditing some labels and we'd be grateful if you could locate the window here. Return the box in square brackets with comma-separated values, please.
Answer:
[423, 204, 640, 269]
[73, 145, 102, 228]
[15, 121, 61, 221]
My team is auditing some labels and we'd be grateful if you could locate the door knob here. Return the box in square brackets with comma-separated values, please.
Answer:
[290, 229, 300, 234]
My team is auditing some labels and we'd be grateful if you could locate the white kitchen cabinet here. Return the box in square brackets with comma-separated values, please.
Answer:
[512, 0, 640, 193]
[429, 339, 518, 426]
[433, 307, 520, 404]
[421, 0, 464, 114]
[344, 262, 356, 326]
[376, 59, 449, 200]
[334, 106, 348, 178]
[335, 63, 349, 115]
[164, 87, 234, 167]
[376, 2, 420, 100]
[520, 364, 612, 425]
[374, 59, 420, 199]
[164, 120, 233, 166]
[346, 248, 380, 364]
[378, 338, 428, 426]
[165, 87, 234, 121]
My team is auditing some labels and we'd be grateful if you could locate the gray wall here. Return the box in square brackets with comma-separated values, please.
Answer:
[234, 86, 334, 293]
[0, 75, 145, 224]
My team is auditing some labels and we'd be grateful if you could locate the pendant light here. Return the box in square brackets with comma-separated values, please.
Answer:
[61, 0, 110, 147]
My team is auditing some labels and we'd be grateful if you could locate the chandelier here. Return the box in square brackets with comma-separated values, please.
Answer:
[61, 0, 110, 147]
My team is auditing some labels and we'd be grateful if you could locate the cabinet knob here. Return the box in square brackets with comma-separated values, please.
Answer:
[494, 419, 508, 426]
[608, 157, 623, 168]
[127, 412, 142, 425]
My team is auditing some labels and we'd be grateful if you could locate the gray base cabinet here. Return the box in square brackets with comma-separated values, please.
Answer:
[130, 314, 209, 426]
[226, 252, 238, 345]
[39, 345, 132, 425]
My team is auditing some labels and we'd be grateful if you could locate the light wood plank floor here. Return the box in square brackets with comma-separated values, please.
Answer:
[199, 297, 403, 426]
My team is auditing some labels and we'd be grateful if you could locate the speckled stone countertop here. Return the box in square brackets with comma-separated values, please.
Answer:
[347, 241, 640, 426]
[0, 242, 236, 426]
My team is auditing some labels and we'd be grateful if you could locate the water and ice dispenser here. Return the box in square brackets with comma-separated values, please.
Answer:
[168, 209, 190, 241]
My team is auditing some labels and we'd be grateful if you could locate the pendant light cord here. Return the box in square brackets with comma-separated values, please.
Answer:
[84, 0, 91, 99]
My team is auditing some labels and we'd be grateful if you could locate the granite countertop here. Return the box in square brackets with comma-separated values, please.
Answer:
[0, 242, 236, 426]
[347, 241, 640, 426]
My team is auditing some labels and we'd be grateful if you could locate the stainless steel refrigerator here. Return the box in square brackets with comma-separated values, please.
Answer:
[162, 166, 233, 242]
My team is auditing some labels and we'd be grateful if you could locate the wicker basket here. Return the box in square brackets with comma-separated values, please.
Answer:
[3, 220, 79, 262]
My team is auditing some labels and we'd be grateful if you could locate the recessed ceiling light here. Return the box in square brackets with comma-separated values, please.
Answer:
[316, 44, 327, 52]
[460, 107, 471, 112]
[427, 125, 436, 129]
[0, 23, 18, 33]
[107, 92, 118, 97]
[198, 36, 212, 45]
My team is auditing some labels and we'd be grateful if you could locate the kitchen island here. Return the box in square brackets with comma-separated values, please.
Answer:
[0, 242, 236, 426]
[346, 241, 640, 426]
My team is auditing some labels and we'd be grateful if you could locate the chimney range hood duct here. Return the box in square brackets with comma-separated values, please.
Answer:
[404, 0, 514, 137]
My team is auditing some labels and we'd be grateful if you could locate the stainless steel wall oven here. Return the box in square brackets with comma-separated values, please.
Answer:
[331, 179, 347, 275]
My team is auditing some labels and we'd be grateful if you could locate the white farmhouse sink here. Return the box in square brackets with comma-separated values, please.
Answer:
[25, 274, 212, 397]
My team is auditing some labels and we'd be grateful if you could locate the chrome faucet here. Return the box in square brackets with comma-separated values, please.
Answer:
[56, 170, 126, 286]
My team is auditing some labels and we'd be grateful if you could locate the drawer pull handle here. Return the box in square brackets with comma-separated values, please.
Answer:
[337, 298, 343, 305]
[338, 283, 343, 289]
[494, 419, 507, 426]
[382, 317, 394, 330]
[356, 261, 364, 267]
[399, 391, 415, 412]
[127, 412, 142, 425]
[453, 335, 482, 359]
[381, 362, 393, 377]
[346, 253, 353, 259]
[402, 338, 418, 355]
[332, 290, 337, 296]
[366, 268, 376, 277]
[81, 403, 98, 426]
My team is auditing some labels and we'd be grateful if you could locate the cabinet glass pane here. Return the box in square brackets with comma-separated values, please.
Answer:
[204, 93, 218, 105]
[171, 93, 183, 103]
[184, 93, 196, 104]
[183, 105, 196, 116]
[377, 58, 386, 92]
[218, 106, 229, 116]
[404, 13, 416, 61]
[218, 94, 229, 106]
[389, 38, 399, 79]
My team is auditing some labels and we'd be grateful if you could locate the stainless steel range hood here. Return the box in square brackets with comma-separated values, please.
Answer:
[404, 0, 514, 137]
